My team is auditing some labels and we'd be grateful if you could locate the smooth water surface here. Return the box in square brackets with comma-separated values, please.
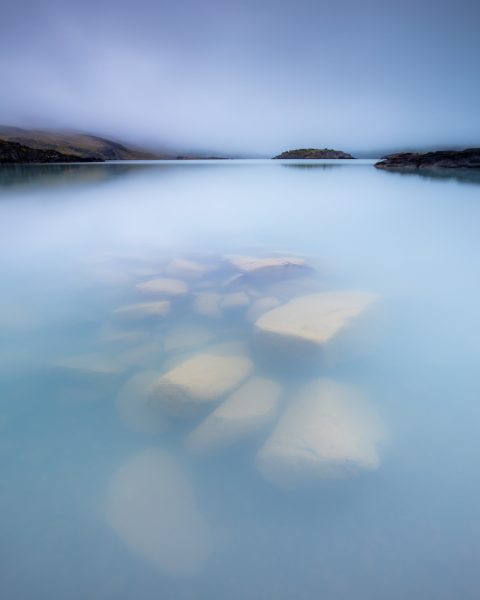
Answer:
[1, 160, 480, 599]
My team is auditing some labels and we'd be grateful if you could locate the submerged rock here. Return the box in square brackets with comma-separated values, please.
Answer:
[51, 353, 124, 380]
[105, 448, 212, 575]
[186, 376, 282, 453]
[164, 324, 216, 354]
[256, 379, 384, 486]
[148, 347, 253, 418]
[219, 291, 251, 312]
[98, 329, 151, 346]
[227, 255, 311, 283]
[246, 296, 281, 322]
[113, 301, 170, 321]
[135, 277, 188, 297]
[115, 371, 168, 434]
[192, 292, 223, 318]
[165, 258, 214, 280]
[255, 291, 377, 363]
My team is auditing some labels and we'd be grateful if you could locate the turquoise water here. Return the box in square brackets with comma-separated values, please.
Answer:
[1, 160, 480, 599]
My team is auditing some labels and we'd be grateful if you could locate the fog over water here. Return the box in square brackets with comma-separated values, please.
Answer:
[1, 161, 480, 599]
[1, 0, 480, 153]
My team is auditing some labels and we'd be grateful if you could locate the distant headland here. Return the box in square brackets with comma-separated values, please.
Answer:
[375, 149, 480, 170]
[273, 148, 355, 159]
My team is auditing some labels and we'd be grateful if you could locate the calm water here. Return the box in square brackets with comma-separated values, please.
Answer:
[1, 159, 480, 599]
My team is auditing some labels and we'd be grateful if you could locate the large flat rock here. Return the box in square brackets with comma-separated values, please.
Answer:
[115, 371, 168, 434]
[186, 376, 282, 453]
[106, 448, 212, 575]
[256, 379, 384, 486]
[192, 292, 223, 318]
[164, 324, 216, 354]
[113, 301, 170, 321]
[148, 347, 253, 418]
[135, 277, 188, 297]
[255, 291, 377, 361]
[51, 353, 124, 380]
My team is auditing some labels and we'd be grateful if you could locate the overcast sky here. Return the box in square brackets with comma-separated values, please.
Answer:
[1, 0, 479, 155]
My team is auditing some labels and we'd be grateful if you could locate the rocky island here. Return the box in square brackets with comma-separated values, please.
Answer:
[273, 148, 355, 159]
[375, 148, 480, 170]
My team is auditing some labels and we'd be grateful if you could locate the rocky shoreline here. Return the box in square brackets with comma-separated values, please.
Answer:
[374, 148, 480, 170]
[0, 139, 104, 164]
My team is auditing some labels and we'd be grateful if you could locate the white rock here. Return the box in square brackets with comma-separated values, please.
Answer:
[164, 324, 216, 354]
[186, 376, 282, 453]
[256, 378, 384, 486]
[219, 291, 250, 312]
[246, 296, 281, 322]
[51, 353, 124, 379]
[255, 291, 377, 360]
[106, 448, 212, 575]
[115, 371, 168, 434]
[227, 255, 310, 281]
[148, 348, 253, 418]
[192, 292, 222, 318]
[165, 258, 214, 280]
[135, 277, 188, 297]
[113, 301, 170, 321]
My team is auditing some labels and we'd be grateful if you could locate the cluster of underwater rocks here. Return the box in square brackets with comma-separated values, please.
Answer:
[50, 251, 386, 575]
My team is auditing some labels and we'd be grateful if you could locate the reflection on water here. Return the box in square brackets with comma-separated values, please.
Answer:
[1, 160, 480, 599]
[377, 165, 480, 185]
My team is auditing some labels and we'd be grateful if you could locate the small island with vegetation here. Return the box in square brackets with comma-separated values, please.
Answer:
[375, 148, 480, 170]
[273, 148, 355, 159]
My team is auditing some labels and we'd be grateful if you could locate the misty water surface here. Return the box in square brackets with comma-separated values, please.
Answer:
[1, 160, 480, 600]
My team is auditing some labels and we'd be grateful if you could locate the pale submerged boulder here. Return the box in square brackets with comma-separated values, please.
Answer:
[227, 255, 311, 282]
[255, 291, 377, 362]
[256, 378, 384, 486]
[219, 291, 251, 312]
[113, 301, 170, 321]
[115, 371, 168, 434]
[164, 324, 216, 354]
[246, 296, 281, 322]
[165, 258, 214, 280]
[192, 292, 223, 318]
[148, 347, 253, 418]
[186, 376, 282, 453]
[98, 328, 151, 346]
[51, 353, 124, 379]
[105, 448, 212, 576]
[135, 277, 188, 297]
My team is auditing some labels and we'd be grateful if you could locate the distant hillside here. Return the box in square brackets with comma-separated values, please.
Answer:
[273, 148, 355, 159]
[0, 126, 167, 161]
[0, 139, 103, 164]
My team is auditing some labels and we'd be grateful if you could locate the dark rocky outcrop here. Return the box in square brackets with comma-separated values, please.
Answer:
[273, 148, 355, 159]
[0, 126, 167, 160]
[0, 139, 103, 164]
[375, 148, 480, 170]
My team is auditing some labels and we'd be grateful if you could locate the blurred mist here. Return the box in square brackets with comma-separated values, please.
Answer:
[1, 0, 479, 155]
